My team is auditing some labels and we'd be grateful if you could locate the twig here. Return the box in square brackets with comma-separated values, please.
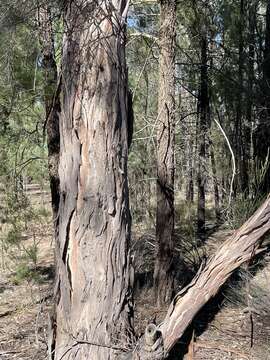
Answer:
[213, 109, 236, 208]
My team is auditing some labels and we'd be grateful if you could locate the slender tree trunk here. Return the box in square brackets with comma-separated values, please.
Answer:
[154, 0, 177, 305]
[246, 0, 256, 184]
[236, 0, 249, 194]
[210, 144, 220, 222]
[186, 133, 194, 203]
[254, 0, 270, 194]
[37, 7, 61, 357]
[197, 31, 209, 242]
[37, 4, 60, 221]
[54, 2, 133, 359]
[247, 1, 256, 127]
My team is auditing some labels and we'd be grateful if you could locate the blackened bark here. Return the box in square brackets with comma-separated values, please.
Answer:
[154, 0, 177, 306]
[54, 1, 133, 359]
[197, 32, 209, 242]
[38, 5, 60, 220]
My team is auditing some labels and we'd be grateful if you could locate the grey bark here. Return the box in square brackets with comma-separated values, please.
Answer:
[53, 1, 133, 359]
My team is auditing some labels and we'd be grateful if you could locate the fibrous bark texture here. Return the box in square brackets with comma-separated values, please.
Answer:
[154, 0, 177, 306]
[54, 1, 133, 359]
[38, 4, 60, 220]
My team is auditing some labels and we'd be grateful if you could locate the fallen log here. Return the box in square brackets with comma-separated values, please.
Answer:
[133, 196, 270, 358]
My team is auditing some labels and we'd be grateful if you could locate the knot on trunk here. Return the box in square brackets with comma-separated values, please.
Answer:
[119, 324, 166, 360]
[137, 324, 165, 359]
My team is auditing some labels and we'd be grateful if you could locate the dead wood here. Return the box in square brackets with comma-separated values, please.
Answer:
[133, 196, 270, 359]
[161, 196, 270, 353]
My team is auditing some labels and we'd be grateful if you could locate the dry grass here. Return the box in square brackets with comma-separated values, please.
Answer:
[1, 189, 270, 359]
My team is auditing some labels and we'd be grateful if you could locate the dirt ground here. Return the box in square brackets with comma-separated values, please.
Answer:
[1, 195, 270, 359]
[0, 226, 54, 359]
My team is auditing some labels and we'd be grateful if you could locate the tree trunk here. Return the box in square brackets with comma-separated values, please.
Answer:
[246, 0, 256, 188]
[246, 1, 256, 131]
[154, 0, 177, 305]
[235, 0, 249, 194]
[210, 144, 220, 222]
[186, 133, 194, 203]
[37, 4, 60, 220]
[54, 2, 133, 359]
[197, 31, 209, 242]
[254, 0, 270, 194]
[37, 7, 61, 358]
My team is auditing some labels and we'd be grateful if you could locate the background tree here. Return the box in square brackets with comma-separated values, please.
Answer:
[154, 0, 177, 305]
[37, 2, 61, 221]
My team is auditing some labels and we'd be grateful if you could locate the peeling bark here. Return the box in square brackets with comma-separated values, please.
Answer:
[54, 1, 133, 359]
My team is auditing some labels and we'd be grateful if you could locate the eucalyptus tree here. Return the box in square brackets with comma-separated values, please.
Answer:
[52, 1, 134, 359]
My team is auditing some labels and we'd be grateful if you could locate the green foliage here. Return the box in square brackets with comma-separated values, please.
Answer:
[11, 262, 42, 285]
[228, 193, 264, 229]
[5, 227, 22, 247]
[127, 12, 159, 225]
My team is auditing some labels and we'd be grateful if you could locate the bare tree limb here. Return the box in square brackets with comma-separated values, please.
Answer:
[160, 195, 270, 353]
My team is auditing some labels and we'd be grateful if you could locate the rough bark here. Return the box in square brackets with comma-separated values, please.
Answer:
[197, 31, 209, 242]
[154, 0, 177, 305]
[54, 1, 133, 359]
[37, 4, 60, 220]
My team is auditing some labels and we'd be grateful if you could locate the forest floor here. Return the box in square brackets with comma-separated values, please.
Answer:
[0, 190, 270, 359]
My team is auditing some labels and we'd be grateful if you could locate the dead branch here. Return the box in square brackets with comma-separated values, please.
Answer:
[160, 196, 270, 353]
